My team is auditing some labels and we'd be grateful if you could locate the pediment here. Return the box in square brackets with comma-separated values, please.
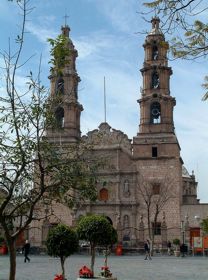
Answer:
[82, 122, 132, 151]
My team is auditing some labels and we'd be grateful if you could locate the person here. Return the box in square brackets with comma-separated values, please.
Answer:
[167, 241, 172, 255]
[144, 239, 151, 260]
[23, 240, 30, 263]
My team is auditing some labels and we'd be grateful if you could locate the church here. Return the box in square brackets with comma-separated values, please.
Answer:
[30, 18, 208, 249]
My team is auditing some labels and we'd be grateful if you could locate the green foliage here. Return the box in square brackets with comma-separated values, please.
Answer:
[76, 215, 115, 246]
[100, 225, 118, 248]
[77, 215, 117, 275]
[201, 217, 208, 233]
[48, 34, 70, 75]
[46, 224, 78, 258]
[143, 0, 208, 101]
[0, 2, 99, 279]
[172, 238, 180, 246]
[46, 224, 78, 278]
[143, 0, 163, 8]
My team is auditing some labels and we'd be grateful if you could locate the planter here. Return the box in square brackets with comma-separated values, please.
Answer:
[174, 250, 180, 257]
[0, 245, 8, 255]
[77, 278, 117, 280]
[98, 276, 117, 280]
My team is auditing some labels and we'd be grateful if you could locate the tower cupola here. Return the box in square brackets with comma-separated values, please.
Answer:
[133, 18, 181, 160]
[46, 25, 83, 143]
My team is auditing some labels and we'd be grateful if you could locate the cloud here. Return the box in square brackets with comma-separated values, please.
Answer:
[88, 0, 141, 33]
[74, 31, 116, 59]
[26, 22, 58, 44]
[79, 60, 139, 138]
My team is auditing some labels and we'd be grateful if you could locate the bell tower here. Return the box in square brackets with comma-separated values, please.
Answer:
[133, 18, 183, 239]
[133, 17, 181, 159]
[46, 25, 83, 143]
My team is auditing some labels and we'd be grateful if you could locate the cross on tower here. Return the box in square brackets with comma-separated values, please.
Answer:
[63, 13, 69, 26]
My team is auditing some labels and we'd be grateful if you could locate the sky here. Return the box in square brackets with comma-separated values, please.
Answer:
[0, 0, 207, 202]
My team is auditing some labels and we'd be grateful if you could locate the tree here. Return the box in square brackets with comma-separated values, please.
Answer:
[137, 173, 175, 251]
[46, 224, 78, 279]
[100, 225, 117, 269]
[201, 217, 208, 234]
[76, 215, 115, 276]
[143, 0, 208, 100]
[0, 1, 97, 280]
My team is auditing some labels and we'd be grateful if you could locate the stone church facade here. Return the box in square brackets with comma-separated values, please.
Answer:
[29, 18, 208, 248]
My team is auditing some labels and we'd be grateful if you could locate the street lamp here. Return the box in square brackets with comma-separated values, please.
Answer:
[181, 220, 185, 257]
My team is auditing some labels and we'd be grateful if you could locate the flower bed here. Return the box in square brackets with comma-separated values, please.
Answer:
[79, 265, 93, 278]
[100, 266, 112, 278]
[77, 265, 117, 280]
[54, 275, 64, 280]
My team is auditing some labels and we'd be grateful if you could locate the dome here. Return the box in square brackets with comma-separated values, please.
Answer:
[148, 17, 163, 36]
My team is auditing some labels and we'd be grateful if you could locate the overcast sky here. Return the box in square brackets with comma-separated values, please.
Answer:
[0, 0, 207, 203]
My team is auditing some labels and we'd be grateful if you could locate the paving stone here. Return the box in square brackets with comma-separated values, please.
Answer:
[0, 254, 207, 280]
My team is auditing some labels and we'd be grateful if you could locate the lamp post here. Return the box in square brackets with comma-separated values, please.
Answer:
[181, 220, 185, 257]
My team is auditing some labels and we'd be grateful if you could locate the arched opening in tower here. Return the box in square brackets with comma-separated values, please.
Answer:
[150, 102, 161, 124]
[56, 76, 64, 95]
[152, 71, 160, 88]
[55, 107, 64, 128]
[152, 45, 158, 60]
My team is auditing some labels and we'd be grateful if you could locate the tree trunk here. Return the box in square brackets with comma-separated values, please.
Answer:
[104, 247, 107, 267]
[8, 239, 16, 280]
[147, 207, 151, 240]
[104, 253, 108, 267]
[152, 209, 159, 256]
[60, 256, 65, 279]
[90, 245, 95, 276]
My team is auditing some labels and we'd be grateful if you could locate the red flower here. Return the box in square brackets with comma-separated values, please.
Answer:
[101, 266, 109, 270]
[100, 266, 112, 278]
[79, 265, 93, 278]
[54, 274, 64, 280]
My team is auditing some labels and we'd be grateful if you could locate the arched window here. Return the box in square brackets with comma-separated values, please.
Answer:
[55, 107, 64, 128]
[56, 77, 64, 95]
[152, 71, 159, 88]
[99, 188, 108, 201]
[105, 216, 113, 225]
[152, 45, 158, 60]
[150, 102, 161, 124]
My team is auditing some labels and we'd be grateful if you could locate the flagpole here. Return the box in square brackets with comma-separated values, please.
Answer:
[104, 76, 106, 123]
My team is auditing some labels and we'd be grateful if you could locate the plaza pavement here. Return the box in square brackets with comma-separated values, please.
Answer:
[0, 254, 207, 280]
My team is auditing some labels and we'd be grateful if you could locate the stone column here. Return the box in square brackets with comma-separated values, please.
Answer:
[116, 214, 123, 243]
[131, 204, 137, 246]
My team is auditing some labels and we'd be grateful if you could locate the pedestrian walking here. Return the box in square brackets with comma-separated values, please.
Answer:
[144, 239, 151, 260]
[167, 240, 172, 255]
[23, 240, 30, 263]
